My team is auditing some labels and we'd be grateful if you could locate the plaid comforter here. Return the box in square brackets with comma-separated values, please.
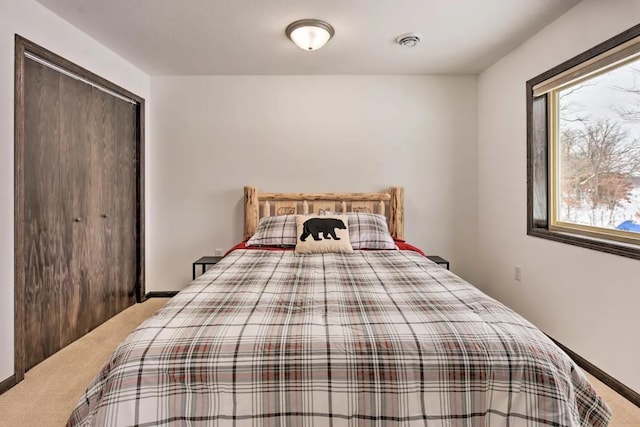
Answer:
[67, 250, 611, 426]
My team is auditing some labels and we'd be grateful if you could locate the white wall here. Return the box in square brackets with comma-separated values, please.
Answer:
[149, 75, 478, 292]
[478, 0, 640, 392]
[0, 0, 150, 382]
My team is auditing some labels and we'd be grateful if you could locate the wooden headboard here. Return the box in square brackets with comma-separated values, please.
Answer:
[243, 186, 404, 240]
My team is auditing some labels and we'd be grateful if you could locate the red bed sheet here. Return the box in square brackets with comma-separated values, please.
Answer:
[226, 239, 426, 257]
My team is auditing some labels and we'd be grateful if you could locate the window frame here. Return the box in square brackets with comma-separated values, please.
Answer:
[526, 23, 640, 260]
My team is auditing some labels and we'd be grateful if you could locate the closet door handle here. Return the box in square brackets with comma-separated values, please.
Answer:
[100, 214, 108, 219]
[74, 217, 82, 222]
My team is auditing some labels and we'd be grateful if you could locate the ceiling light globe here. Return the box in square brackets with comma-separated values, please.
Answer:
[291, 26, 330, 51]
[286, 19, 335, 51]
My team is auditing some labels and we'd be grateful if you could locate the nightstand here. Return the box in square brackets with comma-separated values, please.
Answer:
[426, 255, 450, 270]
[192, 256, 223, 279]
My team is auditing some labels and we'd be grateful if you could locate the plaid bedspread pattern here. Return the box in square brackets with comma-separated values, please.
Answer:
[67, 250, 611, 426]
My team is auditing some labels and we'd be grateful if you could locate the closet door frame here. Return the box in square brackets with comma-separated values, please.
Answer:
[14, 35, 146, 382]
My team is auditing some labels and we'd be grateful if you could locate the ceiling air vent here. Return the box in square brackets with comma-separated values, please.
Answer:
[396, 33, 421, 48]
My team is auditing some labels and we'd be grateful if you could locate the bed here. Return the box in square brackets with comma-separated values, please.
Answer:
[67, 187, 611, 426]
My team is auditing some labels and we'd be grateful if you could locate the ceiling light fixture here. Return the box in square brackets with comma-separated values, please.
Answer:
[396, 33, 421, 48]
[286, 19, 335, 51]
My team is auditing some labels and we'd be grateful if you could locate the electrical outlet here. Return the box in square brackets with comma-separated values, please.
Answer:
[215, 248, 224, 256]
[514, 265, 522, 282]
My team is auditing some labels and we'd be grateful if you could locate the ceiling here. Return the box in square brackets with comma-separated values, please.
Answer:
[34, 0, 581, 76]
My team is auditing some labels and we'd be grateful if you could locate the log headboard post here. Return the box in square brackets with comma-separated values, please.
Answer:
[244, 186, 259, 240]
[389, 186, 404, 240]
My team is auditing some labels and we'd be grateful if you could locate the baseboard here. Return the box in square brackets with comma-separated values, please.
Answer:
[548, 335, 640, 408]
[144, 291, 178, 299]
[0, 374, 16, 395]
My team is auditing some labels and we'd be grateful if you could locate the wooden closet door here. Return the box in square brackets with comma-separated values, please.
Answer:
[59, 71, 93, 348]
[23, 58, 64, 370]
[88, 87, 118, 329]
[87, 87, 137, 328]
[114, 99, 138, 312]
[23, 56, 138, 370]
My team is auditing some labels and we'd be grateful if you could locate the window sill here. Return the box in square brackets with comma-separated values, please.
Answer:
[527, 227, 640, 261]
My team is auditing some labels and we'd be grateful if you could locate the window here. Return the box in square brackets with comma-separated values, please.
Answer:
[527, 24, 640, 260]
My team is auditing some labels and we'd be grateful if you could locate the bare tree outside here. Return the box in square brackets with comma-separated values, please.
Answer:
[612, 66, 640, 121]
[557, 58, 640, 233]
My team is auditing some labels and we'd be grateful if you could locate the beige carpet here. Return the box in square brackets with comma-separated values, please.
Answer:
[0, 297, 638, 426]
[584, 372, 640, 426]
[0, 298, 169, 427]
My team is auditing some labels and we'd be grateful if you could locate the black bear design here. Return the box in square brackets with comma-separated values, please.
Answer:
[300, 218, 347, 241]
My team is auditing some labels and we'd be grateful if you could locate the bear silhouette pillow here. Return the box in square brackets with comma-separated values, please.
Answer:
[295, 215, 354, 254]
